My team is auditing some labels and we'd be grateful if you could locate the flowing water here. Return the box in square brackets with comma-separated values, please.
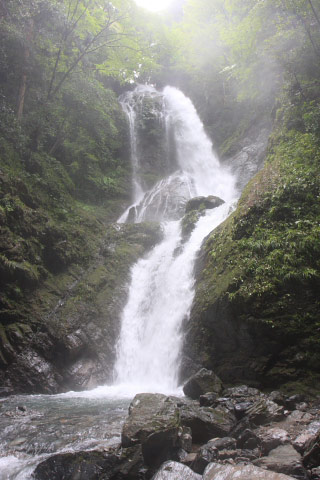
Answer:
[0, 85, 238, 479]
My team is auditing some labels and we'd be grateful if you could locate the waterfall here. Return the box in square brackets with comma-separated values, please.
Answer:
[114, 85, 237, 394]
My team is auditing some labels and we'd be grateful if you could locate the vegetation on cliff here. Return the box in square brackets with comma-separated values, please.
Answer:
[176, 0, 320, 392]
[0, 0, 168, 393]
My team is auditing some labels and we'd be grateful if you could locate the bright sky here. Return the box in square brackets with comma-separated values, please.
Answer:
[134, 0, 173, 12]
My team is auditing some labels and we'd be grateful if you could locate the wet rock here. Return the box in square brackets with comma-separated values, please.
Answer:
[34, 446, 144, 480]
[63, 330, 88, 360]
[182, 452, 198, 466]
[303, 432, 320, 469]
[192, 444, 217, 474]
[246, 398, 285, 425]
[256, 427, 291, 454]
[223, 385, 261, 400]
[269, 391, 287, 406]
[285, 395, 306, 411]
[121, 394, 185, 468]
[180, 403, 235, 443]
[136, 173, 192, 222]
[199, 393, 218, 407]
[178, 426, 192, 452]
[181, 197, 225, 240]
[152, 460, 202, 480]
[311, 467, 320, 479]
[210, 436, 237, 450]
[236, 429, 260, 449]
[34, 451, 119, 480]
[203, 462, 298, 480]
[234, 401, 253, 420]
[254, 444, 307, 479]
[122, 394, 176, 446]
[225, 126, 271, 192]
[7, 349, 60, 394]
[235, 448, 261, 462]
[293, 421, 320, 454]
[185, 196, 225, 213]
[192, 437, 237, 474]
[183, 368, 223, 400]
[175, 449, 189, 463]
[287, 411, 313, 424]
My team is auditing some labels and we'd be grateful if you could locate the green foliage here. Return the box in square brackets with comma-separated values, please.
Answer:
[199, 90, 320, 344]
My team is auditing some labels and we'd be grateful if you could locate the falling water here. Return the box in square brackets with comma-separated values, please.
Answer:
[114, 85, 237, 393]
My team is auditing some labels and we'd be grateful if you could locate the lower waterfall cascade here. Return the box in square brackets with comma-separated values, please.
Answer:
[0, 85, 239, 479]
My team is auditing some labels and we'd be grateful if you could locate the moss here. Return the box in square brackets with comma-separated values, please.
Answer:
[181, 210, 202, 238]
[0, 85, 131, 354]
[191, 90, 320, 390]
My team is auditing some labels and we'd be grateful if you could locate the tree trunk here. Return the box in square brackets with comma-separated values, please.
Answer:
[307, 0, 320, 31]
[16, 20, 33, 121]
[17, 74, 27, 122]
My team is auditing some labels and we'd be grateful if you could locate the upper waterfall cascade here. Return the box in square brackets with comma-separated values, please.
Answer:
[114, 85, 237, 394]
[119, 85, 235, 223]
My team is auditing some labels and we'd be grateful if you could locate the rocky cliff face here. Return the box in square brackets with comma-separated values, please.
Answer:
[129, 88, 177, 190]
[0, 222, 162, 395]
[181, 85, 320, 395]
[0, 85, 165, 395]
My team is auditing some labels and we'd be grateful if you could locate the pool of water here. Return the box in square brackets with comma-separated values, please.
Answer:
[0, 391, 131, 479]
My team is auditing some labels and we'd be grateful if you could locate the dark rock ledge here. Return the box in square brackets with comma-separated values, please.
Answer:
[34, 369, 320, 480]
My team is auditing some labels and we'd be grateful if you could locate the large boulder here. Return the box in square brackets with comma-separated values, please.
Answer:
[121, 394, 189, 468]
[203, 462, 298, 480]
[180, 402, 235, 443]
[192, 437, 237, 474]
[34, 447, 144, 480]
[34, 451, 118, 480]
[183, 368, 223, 400]
[181, 196, 225, 239]
[303, 431, 320, 469]
[151, 461, 202, 480]
[256, 427, 291, 455]
[246, 398, 285, 426]
[254, 444, 307, 479]
[185, 196, 225, 213]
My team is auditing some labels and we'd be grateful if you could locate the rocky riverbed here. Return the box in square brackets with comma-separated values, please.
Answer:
[33, 369, 320, 480]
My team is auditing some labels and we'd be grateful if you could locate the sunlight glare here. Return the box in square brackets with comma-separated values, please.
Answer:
[134, 0, 173, 12]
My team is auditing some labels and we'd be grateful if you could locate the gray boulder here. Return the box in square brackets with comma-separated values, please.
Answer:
[193, 437, 237, 474]
[293, 421, 320, 453]
[152, 461, 202, 480]
[246, 398, 285, 425]
[256, 427, 291, 455]
[303, 431, 320, 468]
[180, 402, 235, 443]
[185, 196, 225, 213]
[203, 462, 298, 480]
[121, 393, 190, 468]
[34, 446, 144, 480]
[254, 444, 307, 479]
[183, 368, 223, 400]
